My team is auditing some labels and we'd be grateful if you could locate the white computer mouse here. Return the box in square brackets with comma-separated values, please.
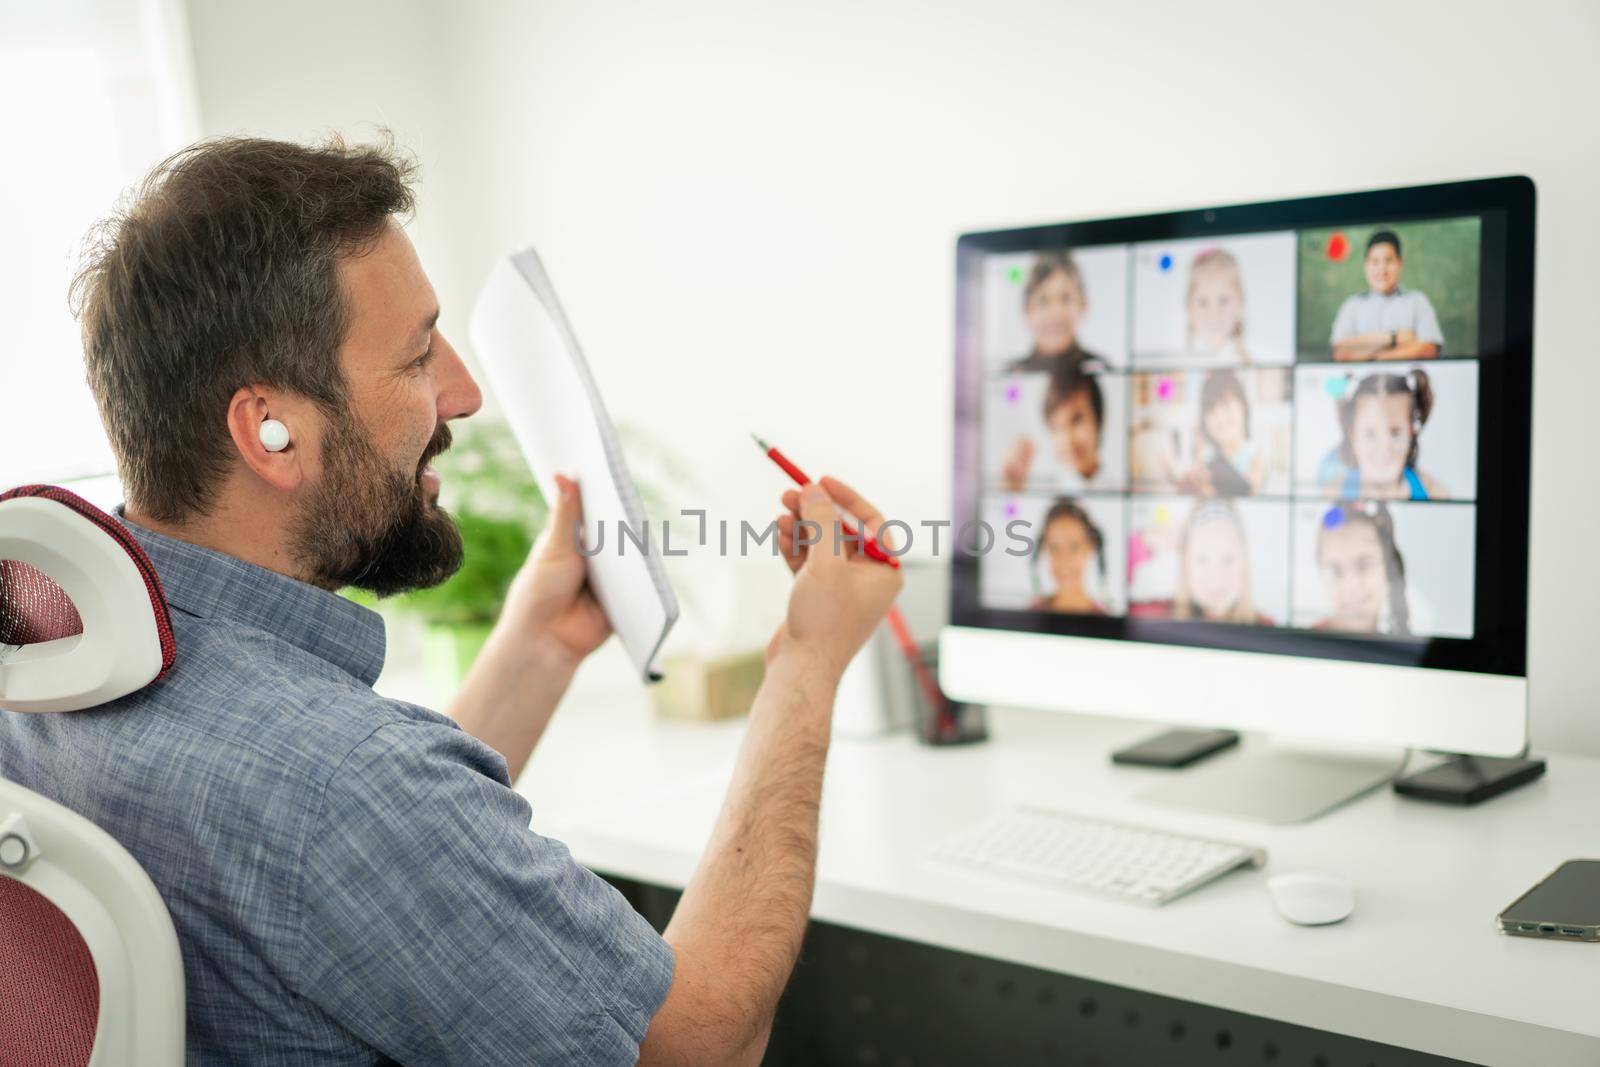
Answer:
[1267, 871, 1355, 926]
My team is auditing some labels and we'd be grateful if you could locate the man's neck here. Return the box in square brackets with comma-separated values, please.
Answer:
[123, 504, 317, 587]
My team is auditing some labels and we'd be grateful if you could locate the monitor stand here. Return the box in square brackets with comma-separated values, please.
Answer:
[1135, 734, 1405, 824]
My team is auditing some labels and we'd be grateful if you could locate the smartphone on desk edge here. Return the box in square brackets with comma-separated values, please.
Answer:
[1497, 859, 1600, 942]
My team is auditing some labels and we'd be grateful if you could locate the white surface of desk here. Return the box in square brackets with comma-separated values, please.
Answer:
[520, 648, 1600, 1066]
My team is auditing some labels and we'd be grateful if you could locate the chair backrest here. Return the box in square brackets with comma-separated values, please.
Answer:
[0, 485, 174, 713]
[1, 486, 185, 1066]
[0, 872, 98, 1067]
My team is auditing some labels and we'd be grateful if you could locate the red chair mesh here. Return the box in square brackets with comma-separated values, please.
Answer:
[0, 485, 174, 681]
[0, 877, 99, 1067]
[0, 560, 85, 647]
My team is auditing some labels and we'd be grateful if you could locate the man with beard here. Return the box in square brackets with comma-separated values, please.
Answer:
[0, 136, 902, 1065]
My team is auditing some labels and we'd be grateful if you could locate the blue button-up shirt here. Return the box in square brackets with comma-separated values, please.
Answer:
[0, 517, 675, 1065]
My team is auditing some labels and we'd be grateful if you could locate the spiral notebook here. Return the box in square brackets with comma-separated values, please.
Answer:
[468, 247, 679, 681]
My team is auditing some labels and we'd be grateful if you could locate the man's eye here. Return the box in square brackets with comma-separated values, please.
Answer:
[413, 349, 432, 368]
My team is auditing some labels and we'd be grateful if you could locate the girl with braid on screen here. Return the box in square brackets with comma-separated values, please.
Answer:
[1314, 503, 1411, 636]
[1321, 370, 1449, 501]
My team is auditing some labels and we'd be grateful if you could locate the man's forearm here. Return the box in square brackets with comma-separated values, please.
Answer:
[1376, 339, 1439, 361]
[656, 649, 839, 1058]
[1333, 333, 1387, 360]
[444, 617, 578, 779]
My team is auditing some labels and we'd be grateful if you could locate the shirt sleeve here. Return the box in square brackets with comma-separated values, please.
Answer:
[1329, 295, 1360, 344]
[293, 720, 676, 1066]
[1411, 291, 1445, 347]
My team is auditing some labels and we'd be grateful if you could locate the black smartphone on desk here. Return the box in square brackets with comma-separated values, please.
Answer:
[1497, 860, 1600, 941]
[1111, 728, 1239, 768]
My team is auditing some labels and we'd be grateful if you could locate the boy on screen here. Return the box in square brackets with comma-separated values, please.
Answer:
[1001, 362, 1110, 492]
[1330, 231, 1444, 361]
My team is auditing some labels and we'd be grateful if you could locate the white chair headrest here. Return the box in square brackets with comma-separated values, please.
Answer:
[0, 486, 174, 713]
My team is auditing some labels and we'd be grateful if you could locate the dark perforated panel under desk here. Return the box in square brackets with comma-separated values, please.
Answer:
[607, 877, 1480, 1067]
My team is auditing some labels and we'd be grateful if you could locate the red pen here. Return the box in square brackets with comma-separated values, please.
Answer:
[752, 433, 958, 740]
[750, 434, 901, 570]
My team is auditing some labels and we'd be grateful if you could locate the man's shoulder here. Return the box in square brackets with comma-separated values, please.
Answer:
[1333, 291, 1366, 317]
[124, 611, 458, 787]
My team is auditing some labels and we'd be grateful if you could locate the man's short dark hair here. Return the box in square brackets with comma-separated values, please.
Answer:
[1366, 230, 1401, 258]
[72, 135, 417, 524]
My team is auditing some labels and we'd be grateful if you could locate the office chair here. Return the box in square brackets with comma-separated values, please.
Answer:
[0, 485, 184, 1066]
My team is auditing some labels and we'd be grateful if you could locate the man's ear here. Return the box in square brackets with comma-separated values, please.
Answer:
[225, 387, 306, 492]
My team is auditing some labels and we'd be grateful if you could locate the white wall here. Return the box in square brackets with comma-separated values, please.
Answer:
[185, 0, 1600, 753]
[1, 0, 198, 488]
[182, 0, 482, 340]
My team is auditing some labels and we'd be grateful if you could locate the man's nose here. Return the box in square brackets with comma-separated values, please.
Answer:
[435, 333, 484, 420]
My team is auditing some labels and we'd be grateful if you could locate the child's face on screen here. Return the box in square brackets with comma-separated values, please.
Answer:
[1364, 243, 1401, 294]
[1024, 269, 1086, 357]
[1048, 389, 1101, 480]
[1044, 515, 1094, 595]
[1318, 522, 1387, 631]
[1202, 396, 1247, 455]
[1187, 272, 1243, 350]
[1350, 394, 1414, 485]
[1184, 519, 1247, 619]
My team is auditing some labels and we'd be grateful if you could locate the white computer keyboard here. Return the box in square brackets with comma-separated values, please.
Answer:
[927, 806, 1267, 906]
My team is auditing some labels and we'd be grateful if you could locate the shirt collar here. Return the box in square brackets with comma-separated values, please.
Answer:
[115, 510, 387, 687]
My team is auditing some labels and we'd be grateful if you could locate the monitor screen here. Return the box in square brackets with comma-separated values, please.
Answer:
[952, 178, 1533, 677]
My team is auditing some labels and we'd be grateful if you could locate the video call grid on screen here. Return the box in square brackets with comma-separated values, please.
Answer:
[952, 178, 1534, 676]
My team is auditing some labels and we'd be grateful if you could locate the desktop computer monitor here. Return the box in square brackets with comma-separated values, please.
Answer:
[940, 177, 1535, 820]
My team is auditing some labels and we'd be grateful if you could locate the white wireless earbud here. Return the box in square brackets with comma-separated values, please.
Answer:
[259, 418, 290, 453]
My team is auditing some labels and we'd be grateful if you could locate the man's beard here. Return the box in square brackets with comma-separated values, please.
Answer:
[290, 414, 464, 597]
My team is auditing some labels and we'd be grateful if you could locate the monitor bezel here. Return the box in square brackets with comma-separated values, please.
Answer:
[951, 176, 1535, 678]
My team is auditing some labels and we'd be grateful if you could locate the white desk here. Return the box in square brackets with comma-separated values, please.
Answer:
[518, 650, 1599, 1066]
